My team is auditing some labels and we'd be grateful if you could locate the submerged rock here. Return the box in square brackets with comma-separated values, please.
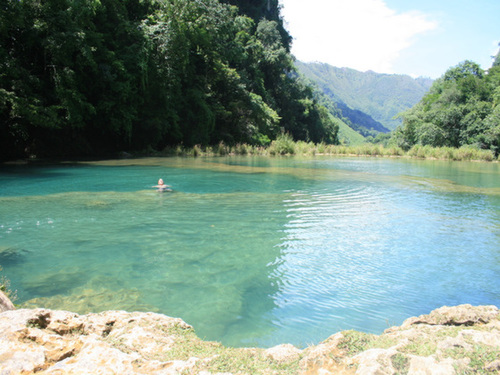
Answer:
[0, 304, 499, 374]
[21, 284, 160, 315]
[0, 246, 28, 265]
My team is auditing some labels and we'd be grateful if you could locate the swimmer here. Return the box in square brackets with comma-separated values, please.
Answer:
[153, 178, 171, 191]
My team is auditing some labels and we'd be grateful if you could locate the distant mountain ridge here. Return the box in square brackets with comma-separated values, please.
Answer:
[295, 62, 433, 132]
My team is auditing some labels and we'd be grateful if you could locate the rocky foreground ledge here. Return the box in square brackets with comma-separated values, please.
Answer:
[1, 303, 499, 374]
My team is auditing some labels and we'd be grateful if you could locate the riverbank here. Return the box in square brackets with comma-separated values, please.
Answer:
[141, 137, 499, 162]
[1, 295, 499, 374]
[3, 138, 499, 165]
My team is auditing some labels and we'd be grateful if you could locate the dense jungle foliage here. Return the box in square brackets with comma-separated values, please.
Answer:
[392, 54, 500, 155]
[0, 0, 338, 161]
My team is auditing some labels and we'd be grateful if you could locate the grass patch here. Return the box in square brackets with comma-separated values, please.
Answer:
[337, 330, 398, 356]
[195, 348, 300, 375]
[391, 353, 410, 375]
[435, 326, 464, 338]
[466, 344, 500, 374]
[337, 331, 375, 356]
[444, 344, 500, 374]
[115, 321, 301, 374]
[407, 145, 496, 161]
[137, 140, 498, 162]
[400, 336, 438, 357]
[160, 327, 224, 361]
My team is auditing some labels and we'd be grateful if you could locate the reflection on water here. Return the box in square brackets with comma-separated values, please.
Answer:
[0, 156, 499, 347]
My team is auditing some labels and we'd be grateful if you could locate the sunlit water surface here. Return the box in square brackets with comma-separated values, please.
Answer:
[1, 156, 499, 347]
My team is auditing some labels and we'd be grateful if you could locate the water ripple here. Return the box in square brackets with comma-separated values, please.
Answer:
[1, 157, 499, 349]
[267, 177, 500, 346]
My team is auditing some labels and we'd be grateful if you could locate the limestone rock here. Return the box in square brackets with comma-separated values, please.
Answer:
[1, 304, 499, 374]
[460, 328, 500, 347]
[0, 290, 15, 312]
[299, 332, 357, 374]
[353, 348, 398, 375]
[265, 343, 302, 363]
[401, 304, 499, 327]
[436, 336, 472, 352]
[407, 356, 456, 375]
[0, 308, 196, 374]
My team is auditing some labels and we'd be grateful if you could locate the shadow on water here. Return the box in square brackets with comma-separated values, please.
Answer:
[22, 269, 89, 297]
[0, 164, 76, 187]
[0, 246, 29, 266]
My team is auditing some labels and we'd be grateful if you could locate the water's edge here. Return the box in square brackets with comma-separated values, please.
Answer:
[1, 294, 499, 374]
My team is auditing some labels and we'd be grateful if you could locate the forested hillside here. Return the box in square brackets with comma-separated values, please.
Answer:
[0, 0, 338, 161]
[303, 82, 368, 145]
[392, 57, 500, 154]
[295, 62, 433, 132]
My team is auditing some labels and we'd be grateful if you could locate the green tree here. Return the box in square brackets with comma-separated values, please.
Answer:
[219, 0, 292, 52]
[0, 0, 338, 161]
[393, 59, 500, 154]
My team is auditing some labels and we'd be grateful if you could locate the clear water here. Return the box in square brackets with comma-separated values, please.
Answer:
[1, 156, 499, 348]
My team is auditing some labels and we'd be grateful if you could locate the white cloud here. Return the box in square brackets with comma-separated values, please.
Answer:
[280, 0, 437, 74]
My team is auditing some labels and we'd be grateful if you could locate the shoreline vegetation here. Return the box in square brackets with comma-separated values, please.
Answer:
[5, 138, 499, 165]
[139, 134, 499, 162]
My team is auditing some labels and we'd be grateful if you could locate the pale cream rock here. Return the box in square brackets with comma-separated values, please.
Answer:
[353, 348, 398, 375]
[265, 343, 302, 363]
[0, 290, 15, 312]
[401, 304, 499, 327]
[0, 304, 499, 374]
[459, 328, 500, 347]
[407, 356, 456, 375]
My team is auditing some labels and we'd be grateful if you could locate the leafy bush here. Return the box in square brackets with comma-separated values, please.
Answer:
[393, 60, 500, 155]
[268, 133, 296, 155]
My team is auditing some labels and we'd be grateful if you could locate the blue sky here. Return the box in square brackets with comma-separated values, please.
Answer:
[279, 0, 500, 78]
